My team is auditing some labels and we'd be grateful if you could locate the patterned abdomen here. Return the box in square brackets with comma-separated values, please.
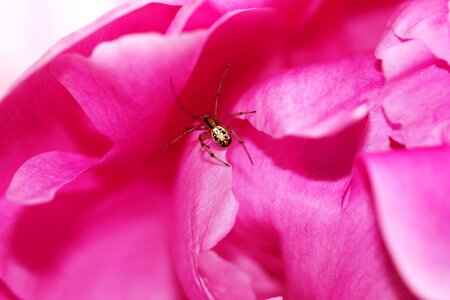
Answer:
[212, 126, 232, 147]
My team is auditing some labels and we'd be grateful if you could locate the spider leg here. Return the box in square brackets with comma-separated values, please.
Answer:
[197, 113, 212, 119]
[222, 110, 256, 121]
[144, 125, 204, 164]
[214, 63, 231, 117]
[227, 126, 254, 165]
[161, 124, 203, 152]
[199, 132, 230, 167]
[169, 78, 200, 120]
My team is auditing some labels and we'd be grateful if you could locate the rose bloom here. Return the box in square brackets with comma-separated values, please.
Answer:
[0, 0, 449, 299]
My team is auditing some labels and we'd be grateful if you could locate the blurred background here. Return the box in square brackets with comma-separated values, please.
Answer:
[0, 0, 126, 97]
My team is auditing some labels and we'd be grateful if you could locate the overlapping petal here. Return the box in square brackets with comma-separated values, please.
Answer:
[376, 38, 436, 80]
[175, 8, 282, 118]
[376, 0, 450, 80]
[287, 0, 402, 65]
[1, 0, 447, 299]
[361, 146, 450, 300]
[0, 2, 189, 297]
[392, 0, 450, 64]
[164, 8, 283, 299]
[226, 118, 412, 298]
[172, 137, 250, 298]
[0, 77, 111, 201]
[0, 1, 181, 203]
[382, 64, 450, 146]
[5, 151, 99, 204]
[235, 54, 382, 139]
[205, 0, 322, 24]
[213, 222, 285, 298]
[0, 278, 19, 300]
[0, 176, 182, 300]
[53, 30, 208, 161]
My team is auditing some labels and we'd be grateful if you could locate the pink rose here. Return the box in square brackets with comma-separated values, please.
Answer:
[1, 0, 449, 299]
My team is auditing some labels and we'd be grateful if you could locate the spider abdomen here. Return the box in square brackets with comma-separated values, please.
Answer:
[212, 126, 232, 147]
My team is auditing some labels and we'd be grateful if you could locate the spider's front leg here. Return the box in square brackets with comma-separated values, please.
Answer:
[161, 124, 203, 152]
[199, 132, 230, 167]
[222, 110, 256, 121]
[145, 124, 203, 163]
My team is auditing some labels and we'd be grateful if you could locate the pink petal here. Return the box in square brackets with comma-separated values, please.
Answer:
[167, 0, 222, 34]
[1, 1, 178, 199]
[53, 30, 208, 161]
[289, 0, 401, 64]
[376, 38, 436, 80]
[0, 278, 19, 300]
[174, 8, 282, 121]
[172, 136, 248, 298]
[235, 54, 382, 138]
[54, 7, 283, 164]
[392, 0, 450, 65]
[165, 9, 284, 298]
[0, 78, 111, 199]
[206, 0, 322, 23]
[382, 64, 450, 147]
[214, 222, 286, 298]
[6, 1, 179, 93]
[176, 0, 392, 68]
[178, 0, 324, 36]
[376, 0, 450, 81]
[197, 251, 255, 299]
[361, 104, 397, 152]
[1, 177, 183, 300]
[361, 146, 450, 300]
[5, 151, 100, 205]
[226, 119, 413, 298]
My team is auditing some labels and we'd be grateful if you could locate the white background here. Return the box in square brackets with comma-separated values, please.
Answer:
[0, 0, 126, 97]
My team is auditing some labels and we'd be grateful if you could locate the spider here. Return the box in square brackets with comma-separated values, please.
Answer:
[161, 63, 255, 167]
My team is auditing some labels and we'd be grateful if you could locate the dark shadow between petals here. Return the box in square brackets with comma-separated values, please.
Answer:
[229, 117, 367, 181]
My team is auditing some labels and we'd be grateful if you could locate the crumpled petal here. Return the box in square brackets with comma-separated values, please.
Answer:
[0, 77, 111, 201]
[5, 151, 100, 205]
[288, 0, 401, 65]
[166, 8, 284, 299]
[0, 1, 179, 201]
[1, 176, 182, 300]
[376, 0, 450, 80]
[235, 54, 382, 139]
[361, 146, 450, 300]
[376, 38, 436, 80]
[176, 0, 395, 63]
[382, 63, 450, 147]
[226, 117, 413, 298]
[54, 6, 282, 163]
[171, 0, 323, 31]
[171, 135, 250, 299]
[213, 219, 286, 298]
[167, 0, 221, 34]
[52, 29, 208, 161]
[207, 0, 323, 24]
[175, 8, 282, 119]
[392, 0, 450, 64]
[197, 251, 255, 299]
